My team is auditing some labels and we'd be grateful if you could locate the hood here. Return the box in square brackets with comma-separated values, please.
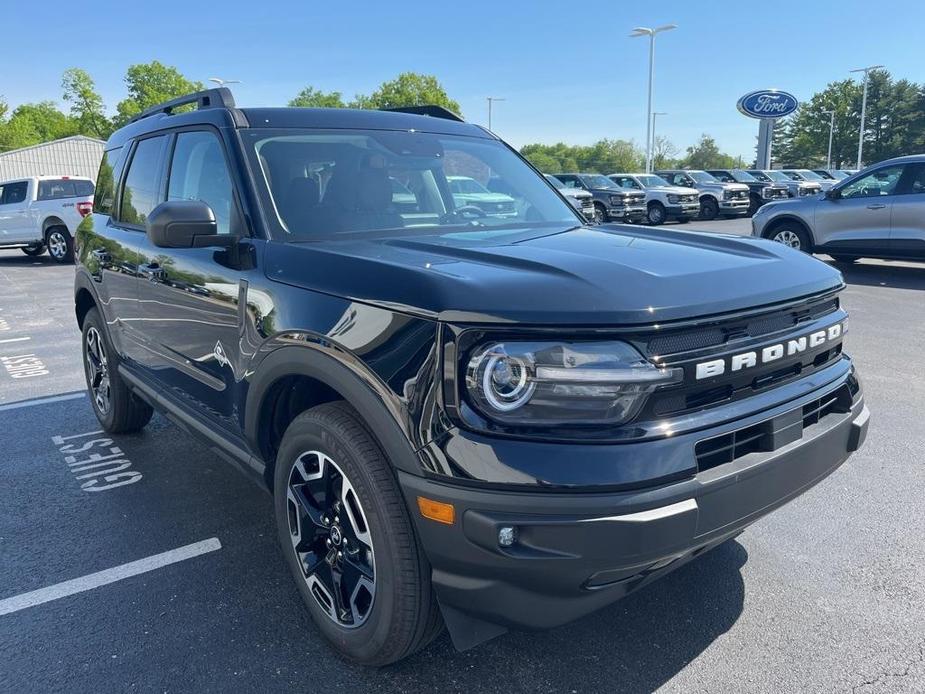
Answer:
[561, 189, 592, 199]
[265, 226, 843, 326]
[648, 185, 699, 195]
[717, 182, 750, 193]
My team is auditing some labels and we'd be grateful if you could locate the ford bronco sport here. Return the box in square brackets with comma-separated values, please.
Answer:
[74, 88, 869, 665]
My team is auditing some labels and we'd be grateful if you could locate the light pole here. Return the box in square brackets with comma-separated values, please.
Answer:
[630, 24, 677, 173]
[208, 77, 241, 87]
[822, 109, 835, 170]
[651, 112, 667, 168]
[486, 97, 506, 131]
[850, 65, 883, 170]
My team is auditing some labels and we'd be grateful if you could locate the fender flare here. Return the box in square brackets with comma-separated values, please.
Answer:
[244, 344, 424, 478]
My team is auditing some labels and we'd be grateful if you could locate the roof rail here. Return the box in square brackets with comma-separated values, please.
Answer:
[381, 105, 465, 122]
[128, 87, 237, 124]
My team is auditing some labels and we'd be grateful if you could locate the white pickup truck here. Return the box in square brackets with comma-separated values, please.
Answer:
[0, 175, 95, 262]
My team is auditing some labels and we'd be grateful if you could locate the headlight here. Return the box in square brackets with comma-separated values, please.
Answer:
[609, 194, 625, 205]
[465, 341, 681, 427]
[667, 194, 680, 203]
[723, 189, 733, 200]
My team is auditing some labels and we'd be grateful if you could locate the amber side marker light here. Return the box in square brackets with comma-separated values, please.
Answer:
[417, 496, 455, 525]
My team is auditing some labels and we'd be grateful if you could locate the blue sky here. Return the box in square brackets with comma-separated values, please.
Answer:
[2, 1, 923, 159]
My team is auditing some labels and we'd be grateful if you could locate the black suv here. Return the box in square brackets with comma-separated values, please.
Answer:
[74, 89, 869, 665]
[706, 169, 790, 216]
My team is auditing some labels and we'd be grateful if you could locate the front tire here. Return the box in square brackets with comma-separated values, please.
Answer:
[593, 203, 609, 224]
[46, 226, 74, 263]
[768, 224, 812, 253]
[274, 402, 442, 665]
[647, 201, 667, 225]
[699, 197, 719, 221]
[21, 244, 45, 257]
[81, 307, 153, 433]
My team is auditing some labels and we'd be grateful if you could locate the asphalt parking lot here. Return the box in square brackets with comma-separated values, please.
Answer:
[1, 226, 924, 693]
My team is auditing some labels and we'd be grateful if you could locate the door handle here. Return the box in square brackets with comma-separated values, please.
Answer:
[866, 203, 886, 209]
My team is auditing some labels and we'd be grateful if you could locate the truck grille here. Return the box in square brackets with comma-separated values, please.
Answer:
[694, 383, 853, 471]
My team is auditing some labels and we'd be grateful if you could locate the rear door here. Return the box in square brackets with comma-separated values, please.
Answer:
[888, 163, 925, 259]
[0, 180, 34, 243]
[813, 163, 906, 253]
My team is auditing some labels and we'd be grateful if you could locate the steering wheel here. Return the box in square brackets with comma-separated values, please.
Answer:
[447, 205, 487, 220]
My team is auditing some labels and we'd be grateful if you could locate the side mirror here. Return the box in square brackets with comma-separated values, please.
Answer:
[825, 188, 842, 201]
[146, 200, 233, 248]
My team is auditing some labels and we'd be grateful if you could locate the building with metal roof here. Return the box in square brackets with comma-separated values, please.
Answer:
[0, 135, 104, 181]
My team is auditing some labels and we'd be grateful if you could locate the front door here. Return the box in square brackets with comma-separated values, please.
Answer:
[133, 128, 256, 436]
[889, 163, 925, 259]
[814, 163, 905, 254]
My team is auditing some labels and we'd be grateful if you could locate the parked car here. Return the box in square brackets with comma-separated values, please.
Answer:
[812, 169, 851, 182]
[446, 176, 517, 217]
[75, 88, 869, 666]
[747, 169, 823, 199]
[550, 173, 646, 223]
[705, 169, 789, 216]
[608, 173, 699, 225]
[0, 175, 94, 262]
[780, 169, 836, 192]
[545, 174, 595, 221]
[655, 169, 750, 220]
[752, 154, 925, 261]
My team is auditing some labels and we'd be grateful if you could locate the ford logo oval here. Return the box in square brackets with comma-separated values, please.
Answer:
[737, 90, 799, 119]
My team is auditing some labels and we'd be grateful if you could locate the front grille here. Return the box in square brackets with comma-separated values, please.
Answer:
[694, 384, 852, 471]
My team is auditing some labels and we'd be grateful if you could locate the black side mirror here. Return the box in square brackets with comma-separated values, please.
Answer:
[146, 200, 234, 248]
[825, 188, 842, 201]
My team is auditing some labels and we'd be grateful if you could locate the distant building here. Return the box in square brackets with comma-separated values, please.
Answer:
[0, 135, 105, 181]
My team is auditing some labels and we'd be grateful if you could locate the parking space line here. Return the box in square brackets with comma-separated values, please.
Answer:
[0, 336, 30, 344]
[0, 538, 222, 617]
[0, 392, 86, 412]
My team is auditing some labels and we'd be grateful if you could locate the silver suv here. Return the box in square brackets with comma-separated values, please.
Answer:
[751, 154, 925, 262]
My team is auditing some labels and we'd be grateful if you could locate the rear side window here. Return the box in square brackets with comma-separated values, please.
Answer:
[93, 147, 126, 215]
[0, 181, 28, 205]
[120, 136, 168, 226]
[167, 131, 235, 235]
[37, 179, 93, 200]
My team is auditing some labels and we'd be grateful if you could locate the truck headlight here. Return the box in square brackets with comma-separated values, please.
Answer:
[465, 341, 681, 426]
[609, 194, 625, 206]
[667, 194, 681, 203]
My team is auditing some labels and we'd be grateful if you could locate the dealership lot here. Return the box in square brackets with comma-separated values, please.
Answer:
[1, 233, 923, 693]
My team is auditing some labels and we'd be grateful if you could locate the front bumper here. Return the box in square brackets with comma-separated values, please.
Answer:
[609, 205, 647, 221]
[666, 202, 701, 217]
[401, 385, 867, 637]
[719, 199, 750, 215]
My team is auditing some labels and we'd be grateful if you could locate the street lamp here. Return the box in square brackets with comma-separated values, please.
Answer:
[630, 24, 677, 173]
[849, 65, 883, 170]
[822, 109, 835, 170]
[486, 97, 506, 131]
[208, 77, 241, 87]
[651, 112, 667, 168]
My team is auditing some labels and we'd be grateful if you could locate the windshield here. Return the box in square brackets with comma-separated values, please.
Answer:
[797, 170, 825, 181]
[731, 169, 759, 182]
[831, 170, 849, 180]
[245, 129, 580, 240]
[688, 171, 719, 183]
[637, 174, 671, 187]
[581, 174, 620, 189]
[764, 170, 790, 182]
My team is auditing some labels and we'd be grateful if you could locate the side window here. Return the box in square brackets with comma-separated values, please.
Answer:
[900, 164, 925, 195]
[0, 181, 28, 205]
[712, 172, 733, 183]
[120, 136, 168, 226]
[556, 175, 576, 187]
[840, 165, 905, 199]
[93, 147, 126, 215]
[167, 131, 235, 235]
[38, 179, 77, 200]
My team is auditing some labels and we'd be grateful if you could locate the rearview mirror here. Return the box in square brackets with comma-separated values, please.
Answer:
[825, 188, 841, 201]
[146, 200, 233, 248]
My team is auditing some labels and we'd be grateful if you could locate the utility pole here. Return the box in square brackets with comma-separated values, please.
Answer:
[822, 109, 835, 170]
[630, 24, 677, 172]
[850, 65, 883, 170]
[486, 97, 505, 131]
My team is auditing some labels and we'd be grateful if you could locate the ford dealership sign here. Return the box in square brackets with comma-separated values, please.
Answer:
[737, 90, 799, 119]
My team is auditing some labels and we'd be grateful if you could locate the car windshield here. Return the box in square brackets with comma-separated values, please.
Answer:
[732, 169, 759, 182]
[797, 170, 825, 180]
[831, 170, 849, 180]
[637, 174, 671, 187]
[581, 174, 620, 189]
[688, 171, 719, 183]
[763, 170, 790, 182]
[244, 129, 580, 241]
[814, 170, 836, 180]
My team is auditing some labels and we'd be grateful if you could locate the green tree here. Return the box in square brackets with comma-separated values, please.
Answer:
[0, 101, 75, 151]
[62, 68, 111, 139]
[114, 61, 203, 127]
[288, 86, 346, 108]
[520, 140, 643, 174]
[682, 134, 736, 169]
[351, 72, 461, 115]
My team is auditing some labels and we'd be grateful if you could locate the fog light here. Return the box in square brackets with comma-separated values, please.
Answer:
[498, 526, 517, 547]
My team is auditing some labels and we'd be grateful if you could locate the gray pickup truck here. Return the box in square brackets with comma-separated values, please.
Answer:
[656, 169, 750, 220]
[551, 173, 647, 223]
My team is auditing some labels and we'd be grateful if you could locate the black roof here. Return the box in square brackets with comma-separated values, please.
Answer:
[106, 89, 491, 149]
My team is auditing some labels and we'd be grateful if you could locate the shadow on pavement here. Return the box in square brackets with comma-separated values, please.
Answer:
[380, 540, 749, 693]
[0, 251, 69, 268]
[826, 259, 925, 291]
